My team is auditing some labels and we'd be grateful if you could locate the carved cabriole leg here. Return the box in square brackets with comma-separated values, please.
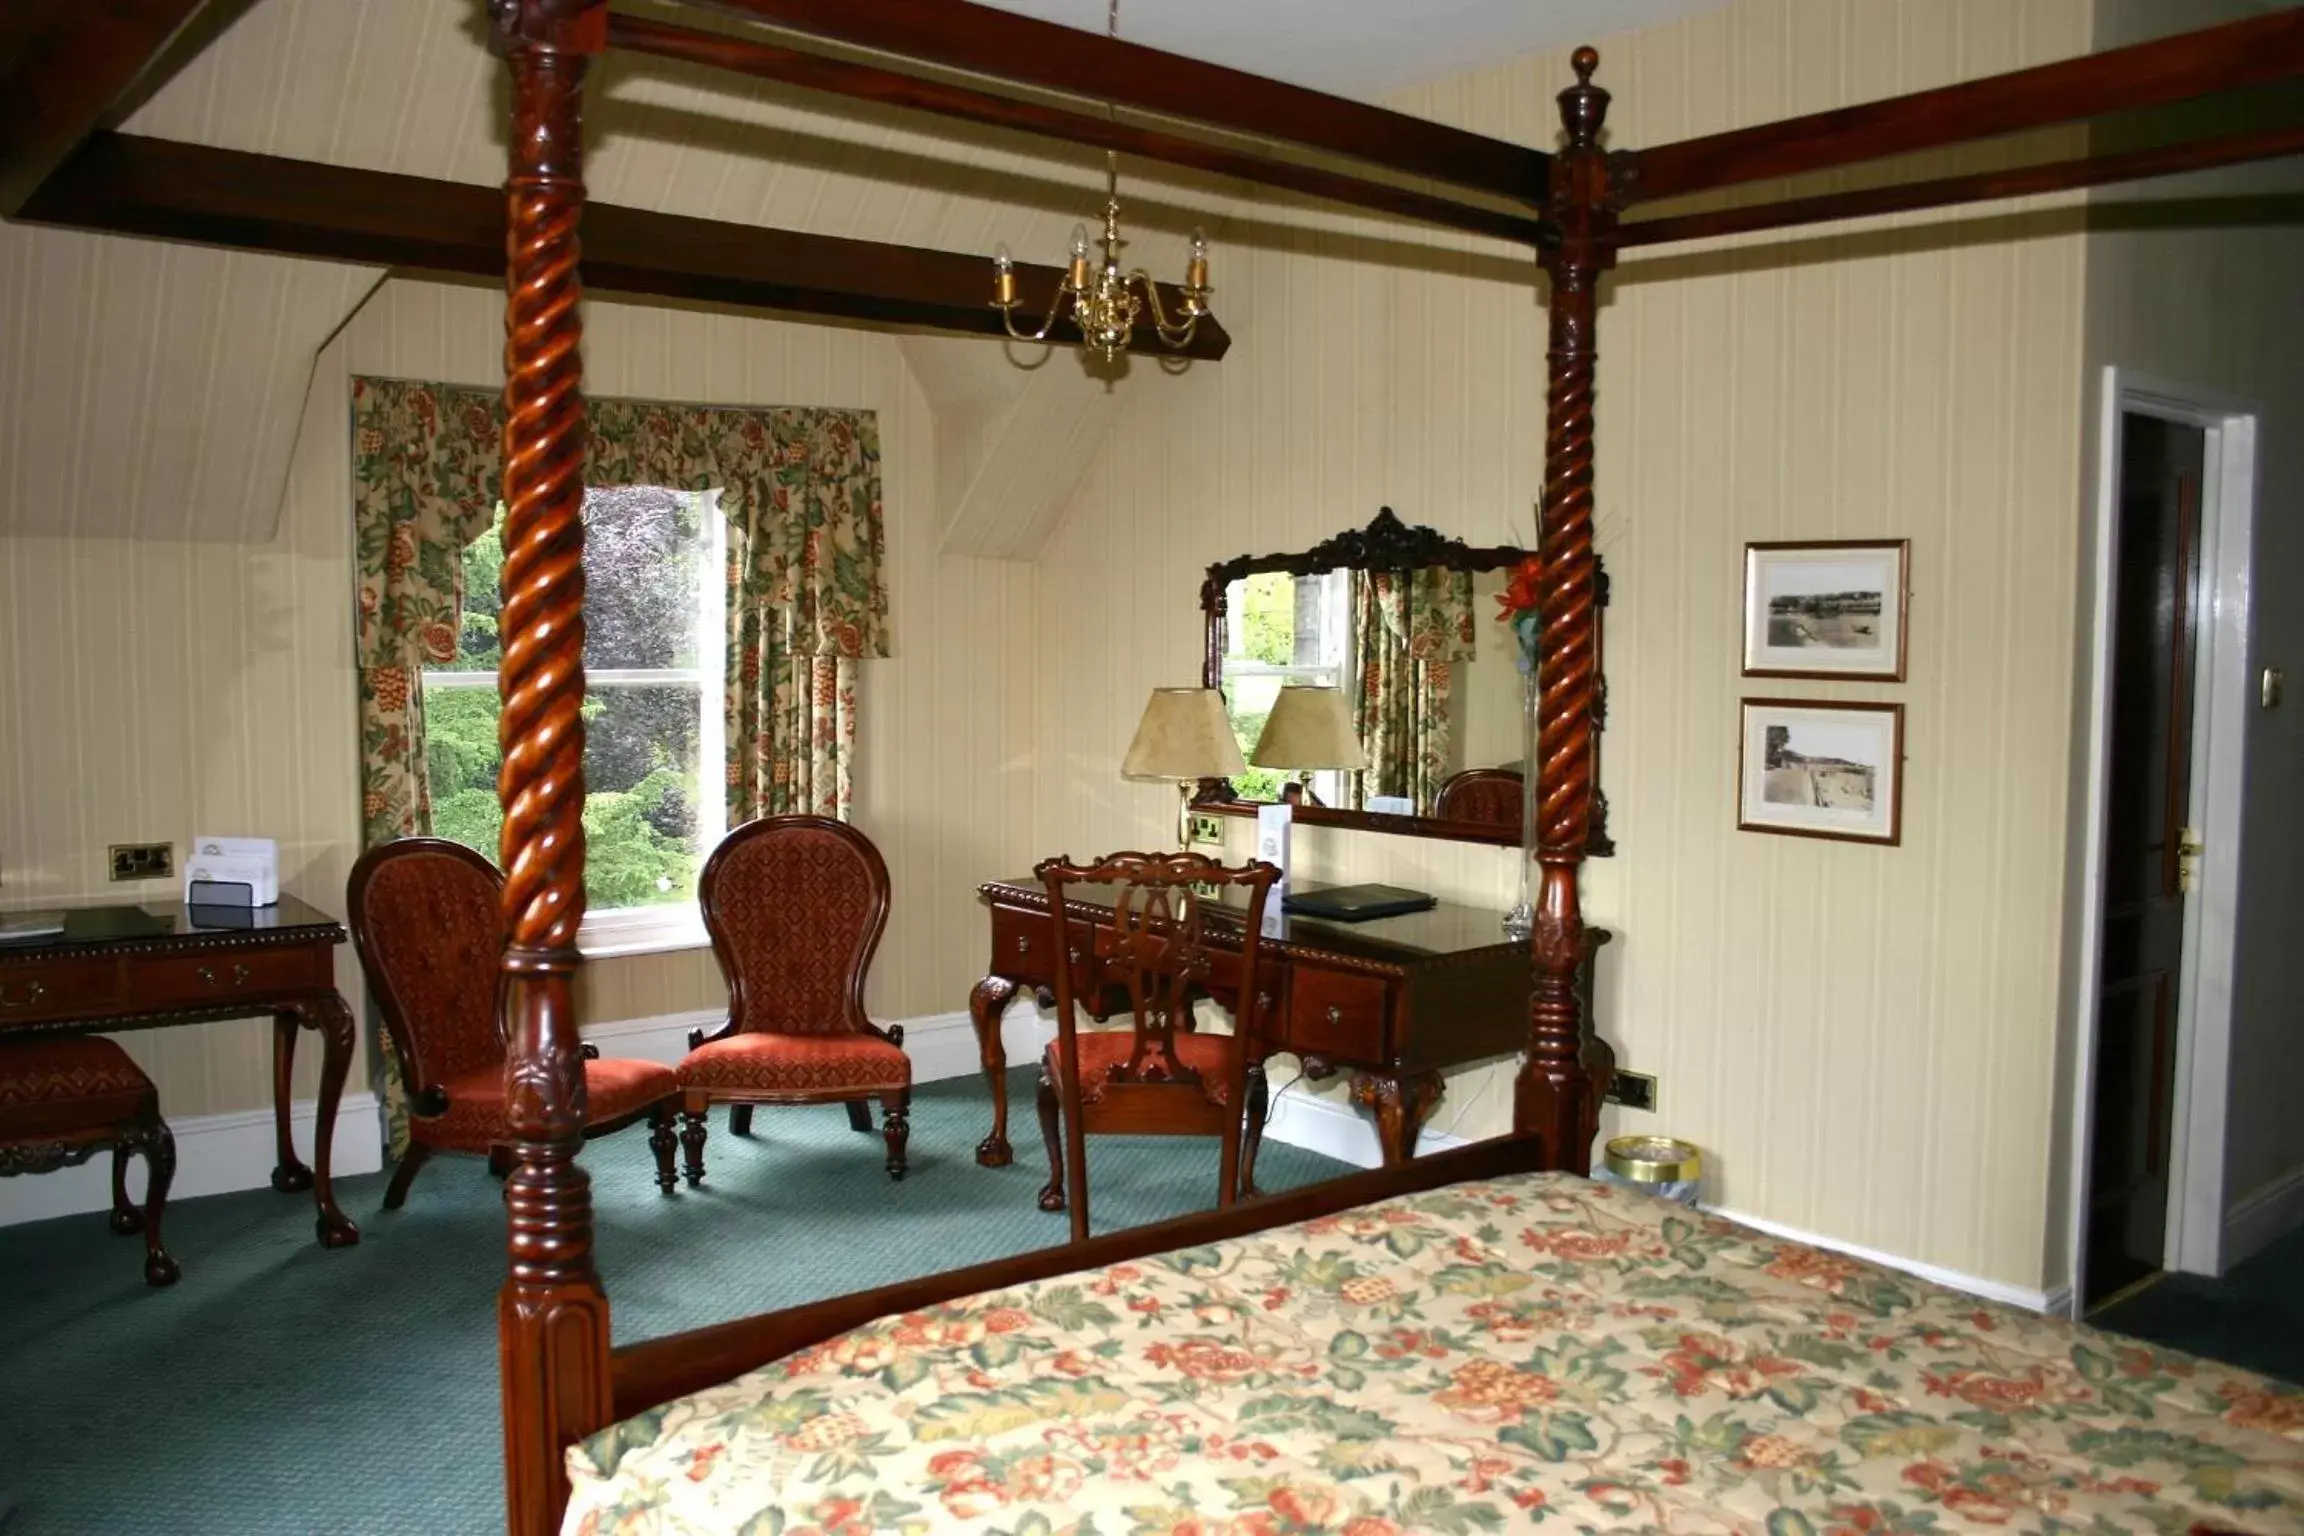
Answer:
[268, 1010, 311, 1193]
[302, 995, 360, 1247]
[109, 1134, 142, 1235]
[1515, 48, 1620, 1179]
[1351, 1070, 1445, 1167]
[136, 1117, 179, 1287]
[493, 8, 611, 1536]
[384, 1142, 434, 1210]
[1035, 1073, 1064, 1213]
[1240, 1057, 1269, 1199]
[969, 974, 1021, 1166]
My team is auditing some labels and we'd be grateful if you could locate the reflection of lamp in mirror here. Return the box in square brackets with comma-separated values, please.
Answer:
[1251, 685, 1369, 807]
[1123, 687, 1246, 846]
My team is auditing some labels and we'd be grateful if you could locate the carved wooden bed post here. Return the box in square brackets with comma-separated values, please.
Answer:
[1516, 48, 1620, 1173]
[491, 3, 610, 1533]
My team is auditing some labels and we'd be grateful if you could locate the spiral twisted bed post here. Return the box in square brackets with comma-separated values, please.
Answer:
[491, 5, 610, 1533]
[1516, 48, 1621, 1173]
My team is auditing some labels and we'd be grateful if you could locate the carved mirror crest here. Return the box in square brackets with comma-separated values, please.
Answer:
[1196, 507, 1612, 854]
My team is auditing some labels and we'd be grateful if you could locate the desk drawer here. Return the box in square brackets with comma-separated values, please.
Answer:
[141, 945, 327, 1008]
[0, 956, 125, 1024]
[1286, 966, 1389, 1062]
[1203, 949, 1285, 1038]
[993, 904, 1100, 994]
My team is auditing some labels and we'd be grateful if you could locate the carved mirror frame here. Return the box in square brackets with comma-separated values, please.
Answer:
[1196, 507, 1613, 853]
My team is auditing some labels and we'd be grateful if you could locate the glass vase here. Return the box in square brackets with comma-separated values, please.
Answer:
[1503, 663, 1538, 940]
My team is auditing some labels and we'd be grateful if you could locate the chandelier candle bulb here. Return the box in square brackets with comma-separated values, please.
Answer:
[1187, 229, 1210, 293]
[992, 245, 1017, 308]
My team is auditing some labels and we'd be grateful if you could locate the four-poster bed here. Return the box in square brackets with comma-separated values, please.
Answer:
[479, 4, 2304, 1532]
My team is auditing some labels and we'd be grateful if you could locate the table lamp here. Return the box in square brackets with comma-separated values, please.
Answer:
[1122, 687, 1247, 846]
[1251, 684, 1368, 807]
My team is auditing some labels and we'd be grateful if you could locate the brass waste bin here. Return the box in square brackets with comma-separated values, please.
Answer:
[1595, 1135, 1701, 1206]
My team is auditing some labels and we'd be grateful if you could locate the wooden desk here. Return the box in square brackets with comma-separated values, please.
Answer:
[969, 877, 1606, 1173]
[0, 896, 361, 1247]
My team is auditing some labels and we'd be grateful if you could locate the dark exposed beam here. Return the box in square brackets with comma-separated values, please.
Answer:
[1627, 9, 2304, 206]
[1620, 124, 2304, 248]
[610, 14, 1551, 247]
[676, 0, 1548, 203]
[0, 0, 215, 216]
[16, 133, 1230, 360]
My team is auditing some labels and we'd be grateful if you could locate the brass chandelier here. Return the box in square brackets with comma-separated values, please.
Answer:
[989, 0, 1214, 363]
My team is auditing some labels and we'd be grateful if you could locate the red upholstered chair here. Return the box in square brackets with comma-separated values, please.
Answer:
[676, 816, 910, 1182]
[347, 838, 687, 1208]
[0, 1035, 179, 1286]
[1036, 850, 1279, 1243]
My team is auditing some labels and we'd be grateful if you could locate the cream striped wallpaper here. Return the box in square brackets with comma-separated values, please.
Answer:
[1035, 0, 2097, 1291]
[0, 278, 1041, 1114]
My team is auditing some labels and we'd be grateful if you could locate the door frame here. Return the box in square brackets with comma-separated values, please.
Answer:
[2066, 366, 2258, 1314]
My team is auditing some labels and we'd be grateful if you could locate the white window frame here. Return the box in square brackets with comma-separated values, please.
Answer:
[419, 488, 727, 959]
[1220, 569, 1354, 806]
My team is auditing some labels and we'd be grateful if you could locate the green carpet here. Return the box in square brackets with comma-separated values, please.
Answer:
[2091, 1219, 2304, 1388]
[0, 1070, 1352, 1536]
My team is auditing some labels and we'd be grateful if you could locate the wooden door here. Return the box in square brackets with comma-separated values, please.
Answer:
[2085, 413, 2206, 1310]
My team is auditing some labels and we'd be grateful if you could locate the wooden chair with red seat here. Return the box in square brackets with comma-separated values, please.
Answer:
[0, 1035, 179, 1286]
[1035, 850, 1279, 1243]
[346, 837, 687, 1207]
[676, 815, 911, 1183]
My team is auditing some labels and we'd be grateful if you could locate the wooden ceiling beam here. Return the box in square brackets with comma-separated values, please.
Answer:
[1627, 9, 2304, 205]
[670, 0, 1548, 202]
[610, 14, 1551, 247]
[0, 0, 216, 216]
[17, 133, 1230, 360]
[1619, 123, 2304, 249]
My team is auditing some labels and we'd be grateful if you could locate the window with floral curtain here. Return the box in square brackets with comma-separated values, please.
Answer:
[1347, 566, 1478, 813]
[349, 378, 885, 1150]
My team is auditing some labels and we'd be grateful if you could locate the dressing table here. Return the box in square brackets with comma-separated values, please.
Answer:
[967, 877, 1607, 1175]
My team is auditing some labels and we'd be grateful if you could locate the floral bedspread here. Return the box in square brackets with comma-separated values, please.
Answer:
[563, 1172, 2304, 1535]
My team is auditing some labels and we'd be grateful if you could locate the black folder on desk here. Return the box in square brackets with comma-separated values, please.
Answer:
[1281, 884, 1437, 923]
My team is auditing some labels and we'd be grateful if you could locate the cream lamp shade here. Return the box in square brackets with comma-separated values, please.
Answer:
[1251, 685, 1370, 771]
[1122, 687, 1247, 780]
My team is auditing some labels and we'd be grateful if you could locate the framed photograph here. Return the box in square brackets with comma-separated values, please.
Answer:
[1738, 698, 1904, 845]
[1742, 539, 1910, 680]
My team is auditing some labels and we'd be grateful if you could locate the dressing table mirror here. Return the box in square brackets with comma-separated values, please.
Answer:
[1195, 508, 1613, 853]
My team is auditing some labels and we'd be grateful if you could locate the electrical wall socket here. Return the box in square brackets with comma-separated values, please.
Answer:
[109, 842, 174, 881]
[1606, 1069, 1659, 1113]
[1186, 813, 1227, 847]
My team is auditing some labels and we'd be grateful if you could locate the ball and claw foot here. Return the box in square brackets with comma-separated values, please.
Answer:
[975, 1135, 1013, 1168]
[145, 1251, 181, 1288]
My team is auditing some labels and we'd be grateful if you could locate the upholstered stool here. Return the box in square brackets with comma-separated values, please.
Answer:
[0, 1036, 179, 1287]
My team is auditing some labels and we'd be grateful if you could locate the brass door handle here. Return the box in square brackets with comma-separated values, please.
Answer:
[0, 980, 46, 1009]
[197, 963, 252, 989]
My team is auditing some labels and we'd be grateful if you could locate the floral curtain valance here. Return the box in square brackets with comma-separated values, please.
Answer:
[350, 378, 888, 671]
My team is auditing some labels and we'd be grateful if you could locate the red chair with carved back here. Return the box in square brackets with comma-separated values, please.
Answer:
[347, 838, 686, 1207]
[1036, 850, 1279, 1243]
[675, 815, 911, 1183]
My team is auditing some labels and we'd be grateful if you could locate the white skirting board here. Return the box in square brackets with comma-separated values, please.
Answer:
[1705, 1203, 2071, 1316]
[0, 1092, 384, 1230]
[2221, 1161, 2304, 1271]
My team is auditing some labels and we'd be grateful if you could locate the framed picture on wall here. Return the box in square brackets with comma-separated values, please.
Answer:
[1742, 539, 1910, 680]
[1737, 698, 1904, 845]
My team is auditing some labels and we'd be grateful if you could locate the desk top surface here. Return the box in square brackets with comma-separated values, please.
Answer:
[0, 894, 343, 954]
[982, 876, 1606, 966]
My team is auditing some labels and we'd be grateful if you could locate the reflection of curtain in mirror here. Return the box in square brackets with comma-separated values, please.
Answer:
[1348, 568, 1477, 811]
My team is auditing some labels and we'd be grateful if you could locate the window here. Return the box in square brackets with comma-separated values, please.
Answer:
[1219, 568, 1352, 805]
[422, 486, 727, 956]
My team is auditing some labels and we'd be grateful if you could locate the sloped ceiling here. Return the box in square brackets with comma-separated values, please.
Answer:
[0, 0, 1554, 543]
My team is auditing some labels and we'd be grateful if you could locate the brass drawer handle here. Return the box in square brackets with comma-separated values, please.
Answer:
[197, 963, 252, 989]
[1015, 935, 1031, 954]
[1326, 1004, 1344, 1025]
[0, 980, 46, 1010]
[1068, 946, 1082, 964]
